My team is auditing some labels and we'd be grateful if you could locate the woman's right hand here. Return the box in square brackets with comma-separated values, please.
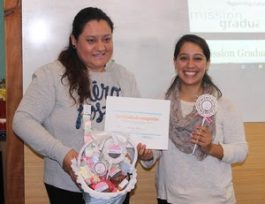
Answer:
[62, 149, 78, 181]
[137, 143, 154, 161]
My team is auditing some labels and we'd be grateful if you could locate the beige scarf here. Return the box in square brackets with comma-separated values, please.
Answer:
[166, 82, 216, 160]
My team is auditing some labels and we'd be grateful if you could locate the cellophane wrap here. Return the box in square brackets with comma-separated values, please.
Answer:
[71, 131, 137, 199]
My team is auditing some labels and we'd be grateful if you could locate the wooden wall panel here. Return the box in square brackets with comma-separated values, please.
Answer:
[233, 123, 265, 203]
[130, 164, 157, 203]
[4, 0, 24, 203]
[24, 146, 49, 204]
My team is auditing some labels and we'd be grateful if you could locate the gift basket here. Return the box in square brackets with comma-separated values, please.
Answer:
[72, 131, 137, 200]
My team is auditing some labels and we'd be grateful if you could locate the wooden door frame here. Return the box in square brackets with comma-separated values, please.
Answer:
[4, 0, 24, 203]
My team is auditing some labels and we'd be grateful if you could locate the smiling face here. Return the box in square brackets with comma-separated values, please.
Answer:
[174, 42, 209, 88]
[71, 20, 113, 72]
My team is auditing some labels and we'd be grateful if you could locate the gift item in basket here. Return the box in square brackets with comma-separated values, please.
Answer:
[72, 132, 137, 199]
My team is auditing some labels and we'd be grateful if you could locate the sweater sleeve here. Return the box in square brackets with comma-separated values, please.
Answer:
[12, 65, 71, 166]
[218, 98, 248, 164]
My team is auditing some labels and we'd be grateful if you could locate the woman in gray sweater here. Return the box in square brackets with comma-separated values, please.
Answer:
[12, 7, 139, 204]
[138, 34, 248, 204]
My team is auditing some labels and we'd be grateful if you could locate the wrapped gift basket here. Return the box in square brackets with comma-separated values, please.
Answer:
[72, 131, 137, 199]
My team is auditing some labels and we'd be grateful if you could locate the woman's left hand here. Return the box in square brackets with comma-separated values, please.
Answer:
[137, 143, 154, 161]
[191, 126, 213, 154]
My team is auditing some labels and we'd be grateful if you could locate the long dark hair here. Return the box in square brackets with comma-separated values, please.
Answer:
[58, 7, 114, 104]
[166, 34, 222, 98]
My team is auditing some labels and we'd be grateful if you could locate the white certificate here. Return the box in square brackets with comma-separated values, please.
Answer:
[105, 96, 170, 150]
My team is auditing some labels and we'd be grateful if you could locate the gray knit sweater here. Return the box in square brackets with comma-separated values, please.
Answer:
[12, 59, 140, 192]
[142, 98, 248, 204]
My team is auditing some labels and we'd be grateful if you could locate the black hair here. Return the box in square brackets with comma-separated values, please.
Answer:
[167, 34, 222, 98]
[58, 7, 114, 104]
